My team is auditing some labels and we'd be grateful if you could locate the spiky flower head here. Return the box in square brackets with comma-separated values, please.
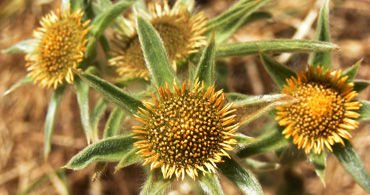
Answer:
[276, 65, 362, 154]
[133, 80, 238, 180]
[109, 0, 208, 80]
[25, 7, 90, 88]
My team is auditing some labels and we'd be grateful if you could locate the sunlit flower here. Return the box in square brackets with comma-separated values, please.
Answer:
[276, 65, 361, 154]
[133, 79, 238, 180]
[26, 7, 90, 88]
[109, 0, 208, 80]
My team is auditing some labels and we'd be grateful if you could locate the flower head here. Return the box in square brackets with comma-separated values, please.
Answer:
[276, 65, 362, 154]
[109, 0, 208, 80]
[133, 80, 238, 180]
[26, 7, 90, 88]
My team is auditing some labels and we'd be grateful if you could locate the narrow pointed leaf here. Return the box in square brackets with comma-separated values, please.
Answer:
[140, 172, 171, 195]
[332, 140, 370, 193]
[115, 148, 141, 171]
[232, 94, 297, 125]
[2, 39, 35, 54]
[44, 87, 65, 159]
[90, 0, 136, 38]
[75, 76, 94, 143]
[64, 135, 135, 170]
[103, 108, 126, 138]
[194, 34, 215, 87]
[358, 100, 370, 121]
[198, 173, 224, 195]
[225, 92, 250, 101]
[237, 126, 290, 158]
[308, 151, 326, 186]
[342, 59, 362, 82]
[354, 80, 370, 93]
[308, 0, 331, 69]
[90, 98, 108, 141]
[218, 158, 263, 195]
[244, 158, 280, 172]
[78, 72, 142, 114]
[216, 40, 338, 57]
[3, 76, 33, 96]
[235, 133, 255, 146]
[136, 16, 176, 87]
[259, 50, 296, 89]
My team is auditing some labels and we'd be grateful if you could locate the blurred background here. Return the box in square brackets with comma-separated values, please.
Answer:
[0, 0, 370, 194]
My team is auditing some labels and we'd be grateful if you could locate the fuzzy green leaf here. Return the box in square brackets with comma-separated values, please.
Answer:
[64, 135, 135, 170]
[259, 50, 296, 89]
[140, 172, 171, 195]
[194, 34, 216, 87]
[2, 39, 35, 54]
[136, 16, 176, 87]
[237, 126, 290, 158]
[235, 133, 255, 146]
[342, 59, 362, 82]
[115, 148, 141, 171]
[225, 92, 250, 101]
[353, 80, 370, 93]
[199, 173, 224, 195]
[218, 158, 263, 195]
[90, 98, 108, 140]
[78, 72, 142, 114]
[44, 87, 65, 159]
[244, 159, 280, 172]
[75, 76, 94, 143]
[103, 108, 126, 138]
[309, 151, 326, 186]
[208, 0, 269, 30]
[216, 39, 338, 57]
[309, 0, 331, 69]
[358, 100, 370, 121]
[232, 94, 297, 126]
[90, 0, 136, 38]
[332, 140, 370, 193]
[3, 76, 33, 96]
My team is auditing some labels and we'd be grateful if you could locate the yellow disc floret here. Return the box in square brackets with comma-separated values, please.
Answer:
[26, 7, 90, 88]
[133, 80, 238, 180]
[276, 65, 361, 154]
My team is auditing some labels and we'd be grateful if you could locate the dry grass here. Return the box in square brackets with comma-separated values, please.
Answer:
[0, 0, 369, 194]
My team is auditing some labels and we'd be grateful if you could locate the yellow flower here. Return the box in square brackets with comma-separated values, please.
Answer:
[133, 80, 238, 180]
[26, 7, 90, 88]
[276, 65, 361, 154]
[109, 0, 208, 80]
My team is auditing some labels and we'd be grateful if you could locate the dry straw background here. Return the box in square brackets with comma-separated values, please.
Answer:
[0, 0, 370, 194]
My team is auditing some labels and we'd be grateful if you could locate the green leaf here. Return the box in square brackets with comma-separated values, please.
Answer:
[208, 0, 269, 30]
[140, 171, 171, 195]
[237, 126, 290, 158]
[75, 76, 94, 143]
[214, 3, 269, 44]
[2, 39, 35, 54]
[244, 158, 280, 172]
[90, 0, 136, 38]
[308, 151, 326, 186]
[234, 133, 255, 146]
[353, 80, 370, 92]
[259, 50, 296, 89]
[232, 94, 297, 126]
[44, 86, 65, 159]
[193, 34, 216, 87]
[342, 59, 362, 82]
[78, 72, 142, 114]
[136, 16, 176, 87]
[216, 39, 339, 57]
[103, 108, 126, 138]
[115, 148, 142, 171]
[64, 135, 135, 170]
[308, 0, 331, 69]
[3, 76, 33, 96]
[358, 100, 370, 121]
[198, 173, 224, 195]
[332, 139, 370, 193]
[225, 92, 250, 101]
[218, 158, 263, 195]
[90, 98, 108, 141]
